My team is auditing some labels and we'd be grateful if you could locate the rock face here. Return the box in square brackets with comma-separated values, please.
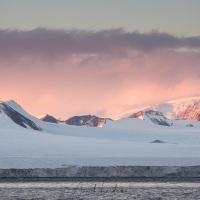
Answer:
[65, 115, 110, 127]
[0, 101, 41, 131]
[129, 111, 144, 119]
[129, 110, 170, 126]
[150, 98, 200, 121]
[0, 166, 200, 178]
[127, 98, 200, 126]
[178, 100, 200, 121]
[39, 114, 58, 124]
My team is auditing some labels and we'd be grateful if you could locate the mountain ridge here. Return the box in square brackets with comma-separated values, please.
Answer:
[0, 100, 42, 130]
[2, 96, 200, 131]
[112, 96, 200, 122]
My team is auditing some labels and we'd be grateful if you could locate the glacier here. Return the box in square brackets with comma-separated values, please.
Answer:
[0, 99, 200, 170]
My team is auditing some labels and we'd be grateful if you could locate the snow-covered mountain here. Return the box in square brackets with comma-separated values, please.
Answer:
[2, 97, 200, 131]
[129, 110, 171, 126]
[37, 96, 200, 129]
[149, 97, 200, 121]
[0, 100, 42, 131]
[114, 97, 200, 123]
[0, 100, 63, 133]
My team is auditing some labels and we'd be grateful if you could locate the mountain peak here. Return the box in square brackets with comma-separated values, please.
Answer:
[113, 96, 200, 121]
[3, 100, 23, 111]
[150, 97, 200, 121]
[39, 114, 58, 124]
[65, 115, 109, 127]
[0, 100, 42, 131]
[126, 96, 200, 123]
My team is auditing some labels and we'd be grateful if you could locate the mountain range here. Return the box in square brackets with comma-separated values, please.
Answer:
[39, 113, 111, 127]
[1, 97, 200, 168]
[1, 97, 200, 131]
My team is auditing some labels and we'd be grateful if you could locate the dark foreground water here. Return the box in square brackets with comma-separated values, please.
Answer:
[0, 178, 200, 200]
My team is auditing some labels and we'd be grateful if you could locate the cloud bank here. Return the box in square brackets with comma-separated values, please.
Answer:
[0, 28, 200, 61]
[0, 28, 200, 118]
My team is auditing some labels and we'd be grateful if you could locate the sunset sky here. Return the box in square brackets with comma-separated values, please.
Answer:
[1, 0, 200, 119]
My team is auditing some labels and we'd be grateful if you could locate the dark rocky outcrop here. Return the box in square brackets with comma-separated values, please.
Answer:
[151, 140, 167, 143]
[65, 115, 111, 127]
[129, 110, 170, 126]
[129, 111, 143, 118]
[148, 117, 170, 126]
[40, 114, 58, 124]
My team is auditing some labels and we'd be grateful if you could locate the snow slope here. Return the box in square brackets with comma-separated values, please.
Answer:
[113, 96, 200, 121]
[150, 97, 200, 120]
[1, 99, 200, 168]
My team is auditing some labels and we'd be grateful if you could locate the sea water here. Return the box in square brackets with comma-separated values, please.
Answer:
[0, 178, 200, 200]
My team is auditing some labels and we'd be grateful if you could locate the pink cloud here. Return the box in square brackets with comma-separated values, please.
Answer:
[0, 28, 200, 118]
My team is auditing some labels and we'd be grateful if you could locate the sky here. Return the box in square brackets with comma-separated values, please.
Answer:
[1, 0, 200, 119]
